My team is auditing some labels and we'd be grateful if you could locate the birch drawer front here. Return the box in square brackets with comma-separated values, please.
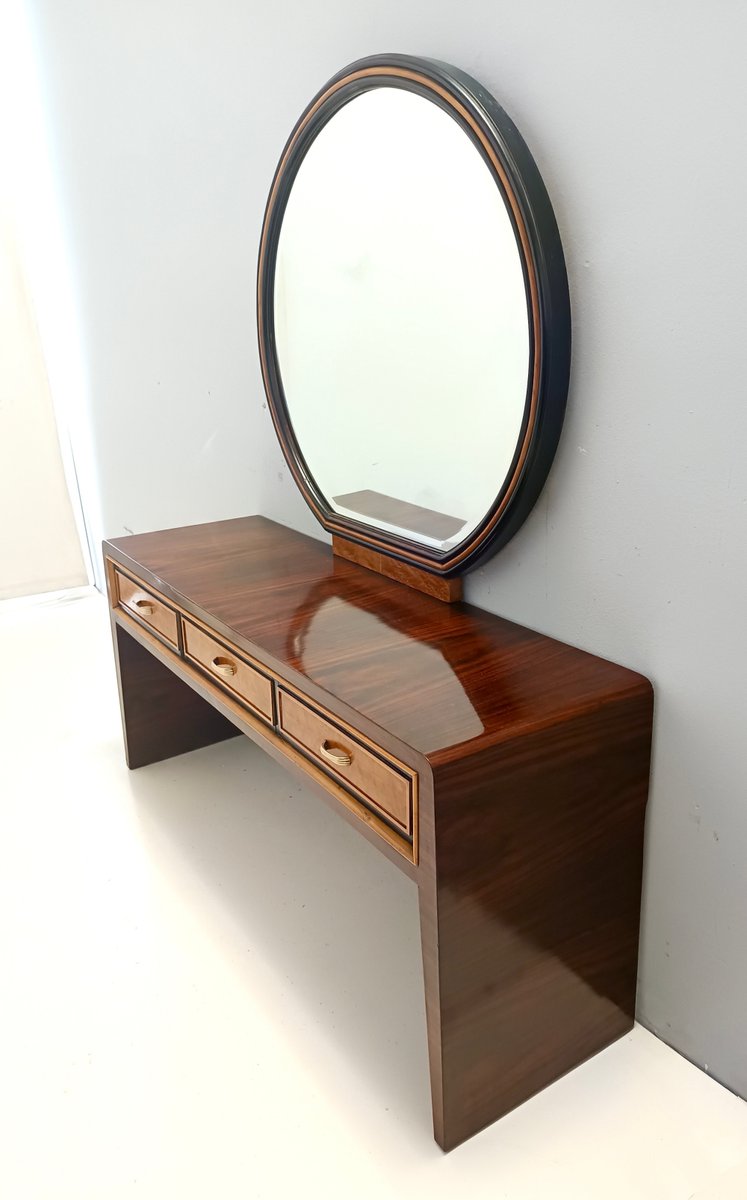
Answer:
[182, 618, 273, 724]
[277, 689, 413, 836]
[115, 570, 179, 648]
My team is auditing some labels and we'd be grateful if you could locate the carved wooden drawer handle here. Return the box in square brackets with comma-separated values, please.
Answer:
[211, 656, 237, 678]
[133, 598, 155, 615]
[320, 740, 353, 767]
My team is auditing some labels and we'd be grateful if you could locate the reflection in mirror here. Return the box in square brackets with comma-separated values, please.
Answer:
[274, 87, 530, 552]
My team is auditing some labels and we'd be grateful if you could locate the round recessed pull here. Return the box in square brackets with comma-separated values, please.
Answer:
[133, 598, 155, 615]
[211, 655, 237, 678]
[320, 740, 352, 768]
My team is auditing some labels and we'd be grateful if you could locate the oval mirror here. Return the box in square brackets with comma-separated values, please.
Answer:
[258, 54, 570, 579]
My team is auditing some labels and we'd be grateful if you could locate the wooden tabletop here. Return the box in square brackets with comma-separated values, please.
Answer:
[106, 516, 649, 765]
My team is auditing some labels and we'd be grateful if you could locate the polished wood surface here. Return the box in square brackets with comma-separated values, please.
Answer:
[104, 515, 653, 1150]
[107, 516, 645, 762]
[419, 690, 652, 1148]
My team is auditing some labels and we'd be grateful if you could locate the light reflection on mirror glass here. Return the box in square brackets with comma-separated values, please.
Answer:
[274, 87, 530, 552]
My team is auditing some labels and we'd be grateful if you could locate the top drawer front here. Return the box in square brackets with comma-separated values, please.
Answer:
[278, 689, 413, 836]
[182, 618, 274, 724]
[115, 570, 179, 648]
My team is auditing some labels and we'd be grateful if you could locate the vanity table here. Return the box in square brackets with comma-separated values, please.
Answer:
[105, 55, 653, 1150]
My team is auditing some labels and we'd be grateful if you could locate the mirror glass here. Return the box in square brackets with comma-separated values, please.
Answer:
[273, 86, 531, 552]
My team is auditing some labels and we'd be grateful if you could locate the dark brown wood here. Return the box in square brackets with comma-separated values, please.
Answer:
[103, 515, 653, 1150]
[332, 489, 466, 541]
[332, 535, 463, 602]
[419, 690, 653, 1149]
[111, 621, 240, 768]
[106, 518, 645, 759]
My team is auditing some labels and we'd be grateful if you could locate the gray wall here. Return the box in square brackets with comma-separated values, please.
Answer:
[27, 1, 747, 1096]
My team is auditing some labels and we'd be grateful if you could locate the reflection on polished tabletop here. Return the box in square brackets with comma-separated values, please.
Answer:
[107, 515, 644, 762]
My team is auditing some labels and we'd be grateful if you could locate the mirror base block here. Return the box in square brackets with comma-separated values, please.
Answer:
[332, 535, 462, 603]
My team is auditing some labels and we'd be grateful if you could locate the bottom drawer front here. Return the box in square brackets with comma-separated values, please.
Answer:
[116, 570, 179, 647]
[278, 690, 412, 834]
[182, 620, 273, 722]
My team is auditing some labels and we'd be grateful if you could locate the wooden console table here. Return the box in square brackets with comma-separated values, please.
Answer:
[104, 515, 653, 1150]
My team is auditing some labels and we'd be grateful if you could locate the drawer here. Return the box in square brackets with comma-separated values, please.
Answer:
[182, 618, 273, 724]
[278, 689, 413, 836]
[115, 570, 179, 648]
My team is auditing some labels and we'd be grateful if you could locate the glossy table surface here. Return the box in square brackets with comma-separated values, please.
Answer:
[108, 515, 646, 766]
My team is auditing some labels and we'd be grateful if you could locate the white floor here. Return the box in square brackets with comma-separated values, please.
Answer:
[1, 592, 746, 1200]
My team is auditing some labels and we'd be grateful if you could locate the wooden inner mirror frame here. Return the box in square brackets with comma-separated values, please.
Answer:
[257, 54, 571, 596]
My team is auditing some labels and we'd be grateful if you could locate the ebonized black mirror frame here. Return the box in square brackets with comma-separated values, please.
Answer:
[257, 53, 571, 579]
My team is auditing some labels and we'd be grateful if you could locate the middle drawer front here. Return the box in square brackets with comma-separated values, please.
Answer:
[277, 689, 413, 836]
[182, 618, 273, 723]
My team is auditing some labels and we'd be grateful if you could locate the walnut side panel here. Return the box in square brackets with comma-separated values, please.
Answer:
[419, 685, 653, 1151]
[112, 621, 240, 769]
